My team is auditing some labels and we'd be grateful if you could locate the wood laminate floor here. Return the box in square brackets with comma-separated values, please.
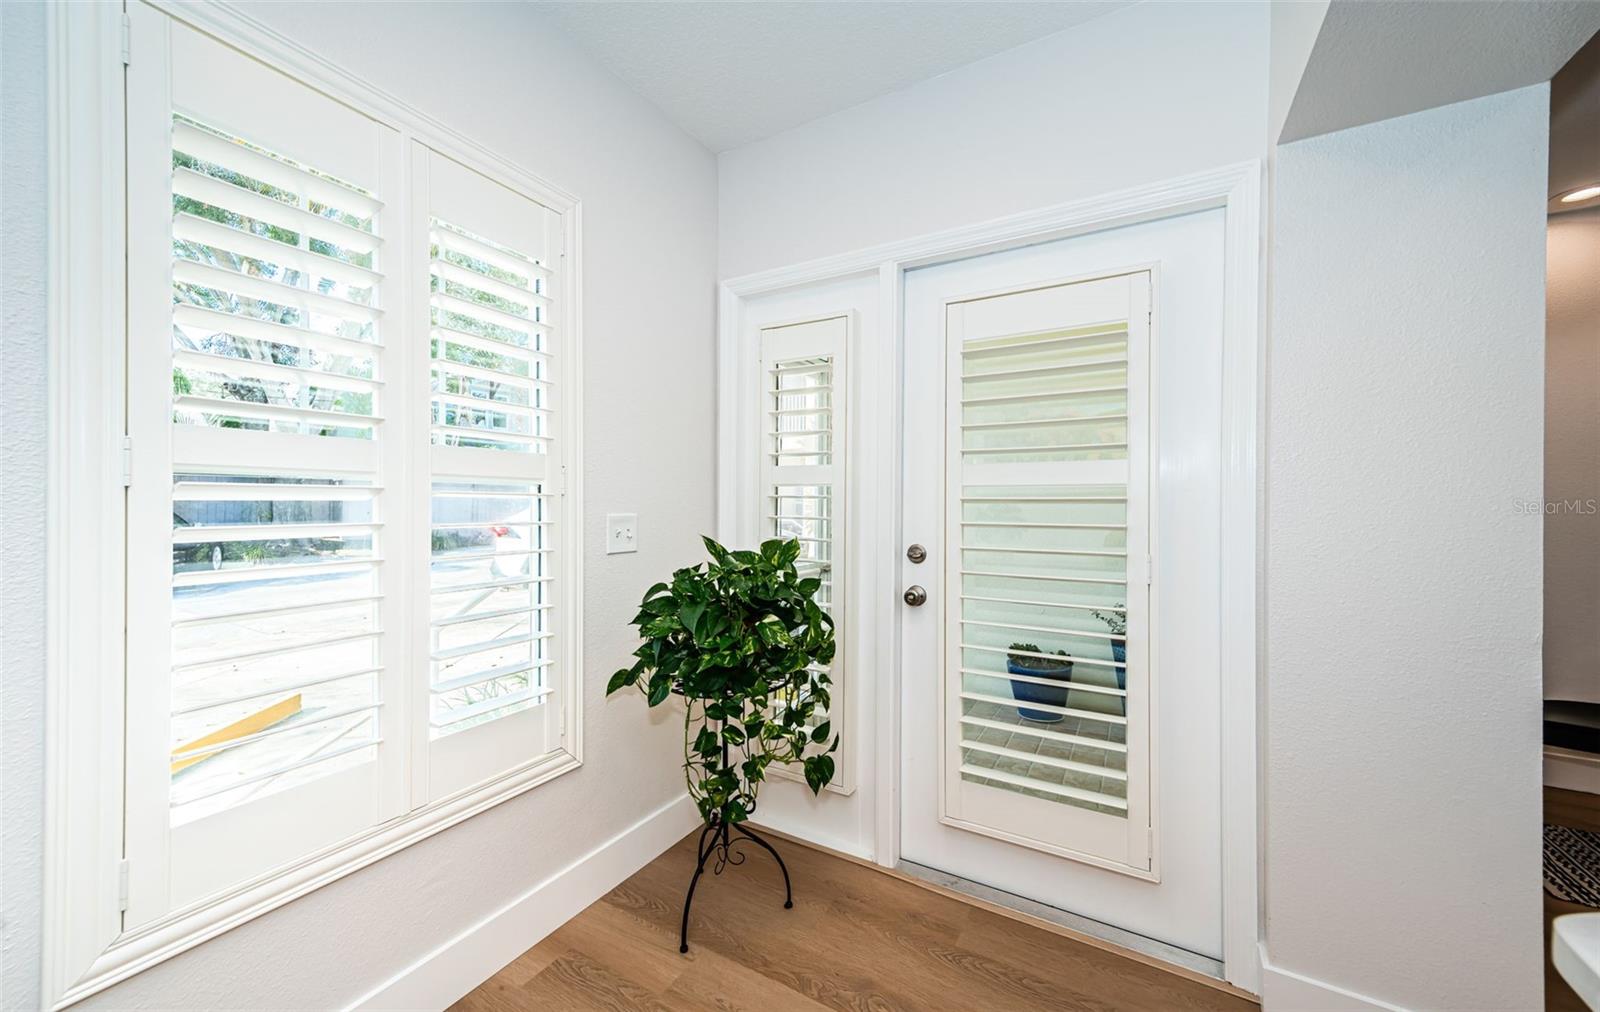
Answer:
[453, 828, 1255, 1012]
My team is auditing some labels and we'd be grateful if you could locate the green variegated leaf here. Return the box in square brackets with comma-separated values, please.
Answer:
[646, 676, 672, 707]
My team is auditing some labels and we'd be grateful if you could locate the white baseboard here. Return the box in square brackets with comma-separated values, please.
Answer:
[348, 794, 700, 1011]
[1546, 746, 1600, 795]
[1259, 947, 1406, 1012]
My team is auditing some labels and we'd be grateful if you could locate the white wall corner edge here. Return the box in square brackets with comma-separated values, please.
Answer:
[347, 794, 700, 1011]
[1258, 945, 1408, 1012]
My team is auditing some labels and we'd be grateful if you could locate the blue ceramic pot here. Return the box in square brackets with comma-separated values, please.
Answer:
[1006, 658, 1073, 722]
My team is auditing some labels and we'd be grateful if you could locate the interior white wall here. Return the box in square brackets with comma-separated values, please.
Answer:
[1, 2, 717, 1007]
[1545, 206, 1600, 706]
[717, 0, 1269, 279]
[1, 2, 49, 1009]
[1266, 85, 1548, 1010]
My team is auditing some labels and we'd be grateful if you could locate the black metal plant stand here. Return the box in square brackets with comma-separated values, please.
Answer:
[679, 811, 792, 953]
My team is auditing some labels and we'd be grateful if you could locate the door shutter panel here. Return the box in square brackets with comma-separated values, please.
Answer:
[945, 272, 1151, 870]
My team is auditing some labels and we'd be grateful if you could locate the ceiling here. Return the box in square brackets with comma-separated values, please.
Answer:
[1281, 0, 1600, 145]
[534, 1, 1131, 152]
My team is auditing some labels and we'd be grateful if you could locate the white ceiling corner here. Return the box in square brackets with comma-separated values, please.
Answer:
[531, 1, 1133, 152]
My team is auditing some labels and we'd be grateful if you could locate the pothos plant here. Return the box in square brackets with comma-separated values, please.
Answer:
[607, 536, 839, 825]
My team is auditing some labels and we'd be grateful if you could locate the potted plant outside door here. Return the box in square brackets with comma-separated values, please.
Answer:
[1006, 643, 1074, 722]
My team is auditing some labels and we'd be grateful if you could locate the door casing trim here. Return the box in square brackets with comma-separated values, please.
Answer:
[716, 160, 1263, 994]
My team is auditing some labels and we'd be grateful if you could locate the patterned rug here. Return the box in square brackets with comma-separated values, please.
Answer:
[1545, 823, 1600, 907]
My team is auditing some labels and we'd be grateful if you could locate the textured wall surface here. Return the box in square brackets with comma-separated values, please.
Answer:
[1, 2, 49, 1009]
[1267, 85, 1549, 1009]
[5, 2, 717, 1007]
[1545, 207, 1600, 705]
[717, 0, 1269, 278]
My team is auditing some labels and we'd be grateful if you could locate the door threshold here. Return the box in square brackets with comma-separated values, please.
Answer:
[896, 859, 1226, 982]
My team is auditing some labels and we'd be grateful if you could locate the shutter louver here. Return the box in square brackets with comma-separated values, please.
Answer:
[428, 483, 554, 735]
[429, 220, 550, 454]
[170, 115, 382, 441]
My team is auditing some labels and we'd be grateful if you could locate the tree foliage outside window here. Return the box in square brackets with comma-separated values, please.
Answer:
[608, 537, 838, 824]
[169, 118, 376, 436]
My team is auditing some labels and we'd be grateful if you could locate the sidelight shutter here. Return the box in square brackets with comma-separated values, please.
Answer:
[759, 316, 849, 791]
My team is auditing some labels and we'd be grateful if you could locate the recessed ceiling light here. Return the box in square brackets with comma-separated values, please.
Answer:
[1559, 185, 1600, 203]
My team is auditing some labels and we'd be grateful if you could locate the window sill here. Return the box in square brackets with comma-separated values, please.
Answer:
[57, 747, 581, 1009]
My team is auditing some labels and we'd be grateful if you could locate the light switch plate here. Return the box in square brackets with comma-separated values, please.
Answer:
[606, 513, 638, 554]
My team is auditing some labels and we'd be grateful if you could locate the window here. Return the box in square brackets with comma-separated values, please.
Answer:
[117, 6, 580, 932]
[758, 318, 848, 789]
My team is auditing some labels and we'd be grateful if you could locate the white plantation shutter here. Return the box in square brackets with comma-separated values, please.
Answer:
[943, 272, 1151, 868]
[416, 144, 563, 801]
[122, 9, 578, 931]
[123, 14, 409, 921]
[759, 317, 848, 790]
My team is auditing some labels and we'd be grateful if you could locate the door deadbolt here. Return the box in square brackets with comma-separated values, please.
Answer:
[906, 543, 927, 564]
[903, 585, 927, 607]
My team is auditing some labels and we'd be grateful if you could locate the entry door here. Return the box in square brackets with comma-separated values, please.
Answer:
[900, 210, 1225, 958]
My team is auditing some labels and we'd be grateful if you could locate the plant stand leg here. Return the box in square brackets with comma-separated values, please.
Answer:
[679, 817, 724, 954]
[732, 823, 793, 909]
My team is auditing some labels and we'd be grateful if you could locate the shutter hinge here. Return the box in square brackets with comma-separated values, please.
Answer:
[120, 12, 131, 66]
[120, 436, 133, 487]
[117, 858, 131, 912]
[1146, 554, 1153, 587]
[560, 705, 567, 737]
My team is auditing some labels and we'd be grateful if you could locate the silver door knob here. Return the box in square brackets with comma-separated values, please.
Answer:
[906, 543, 927, 564]
[903, 585, 927, 607]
